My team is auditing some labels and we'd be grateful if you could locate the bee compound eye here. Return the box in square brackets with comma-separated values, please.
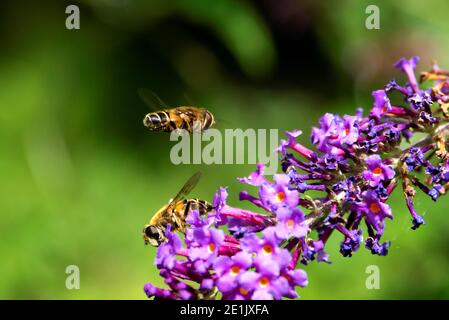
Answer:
[145, 226, 160, 238]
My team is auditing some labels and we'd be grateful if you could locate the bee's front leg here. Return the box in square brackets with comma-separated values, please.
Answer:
[173, 215, 186, 233]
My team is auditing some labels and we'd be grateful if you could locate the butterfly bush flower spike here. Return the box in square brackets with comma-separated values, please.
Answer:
[144, 57, 449, 300]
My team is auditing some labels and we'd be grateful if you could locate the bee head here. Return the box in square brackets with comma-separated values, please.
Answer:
[143, 225, 165, 247]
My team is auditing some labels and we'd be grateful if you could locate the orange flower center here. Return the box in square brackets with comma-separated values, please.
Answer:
[370, 203, 381, 214]
[230, 266, 240, 276]
[276, 191, 286, 202]
[259, 276, 270, 288]
[262, 244, 273, 255]
[344, 128, 350, 136]
[208, 243, 216, 253]
[286, 219, 295, 229]
[381, 104, 387, 113]
[373, 167, 383, 175]
[239, 288, 249, 295]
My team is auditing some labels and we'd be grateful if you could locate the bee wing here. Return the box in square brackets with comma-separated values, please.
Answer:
[167, 171, 202, 209]
[138, 88, 168, 111]
[211, 115, 232, 128]
[183, 92, 196, 106]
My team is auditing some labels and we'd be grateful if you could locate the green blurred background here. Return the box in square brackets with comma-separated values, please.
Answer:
[1, 0, 449, 299]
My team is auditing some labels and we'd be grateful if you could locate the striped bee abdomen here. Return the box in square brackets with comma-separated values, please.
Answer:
[183, 199, 212, 218]
[143, 111, 170, 129]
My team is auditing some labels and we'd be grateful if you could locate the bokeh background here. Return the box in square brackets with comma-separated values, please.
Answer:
[1, 0, 449, 299]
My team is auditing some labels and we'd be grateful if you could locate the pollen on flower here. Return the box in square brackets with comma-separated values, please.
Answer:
[373, 167, 383, 175]
[259, 276, 270, 288]
[286, 219, 295, 229]
[262, 244, 273, 255]
[370, 203, 381, 214]
[230, 265, 240, 275]
[239, 288, 249, 295]
[208, 243, 216, 253]
[276, 191, 286, 202]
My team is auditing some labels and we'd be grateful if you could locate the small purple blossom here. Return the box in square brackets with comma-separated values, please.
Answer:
[395, 56, 420, 92]
[409, 90, 433, 110]
[370, 90, 392, 119]
[403, 147, 426, 171]
[187, 225, 224, 263]
[339, 229, 363, 257]
[241, 228, 291, 276]
[359, 190, 393, 233]
[311, 113, 360, 156]
[258, 174, 299, 213]
[405, 194, 425, 230]
[155, 224, 182, 270]
[366, 237, 390, 256]
[362, 155, 395, 187]
[213, 251, 252, 293]
[237, 163, 268, 186]
[275, 207, 309, 240]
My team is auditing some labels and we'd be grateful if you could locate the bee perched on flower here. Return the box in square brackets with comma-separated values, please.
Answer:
[143, 57, 449, 300]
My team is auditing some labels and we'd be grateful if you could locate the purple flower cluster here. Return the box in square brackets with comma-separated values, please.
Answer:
[144, 185, 308, 300]
[144, 57, 449, 299]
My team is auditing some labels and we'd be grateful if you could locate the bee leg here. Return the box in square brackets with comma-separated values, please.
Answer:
[194, 200, 212, 215]
[173, 128, 185, 137]
[189, 201, 204, 216]
[173, 215, 186, 233]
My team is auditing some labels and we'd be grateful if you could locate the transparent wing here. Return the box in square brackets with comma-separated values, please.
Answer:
[167, 171, 202, 209]
[182, 92, 197, 107]
[138, 88, 168, 111]
[210, 113, 232, 128]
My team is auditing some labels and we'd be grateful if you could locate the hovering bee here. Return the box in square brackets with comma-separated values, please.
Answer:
[139, 89, 215, 133]
[143, 171, 212, 247]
